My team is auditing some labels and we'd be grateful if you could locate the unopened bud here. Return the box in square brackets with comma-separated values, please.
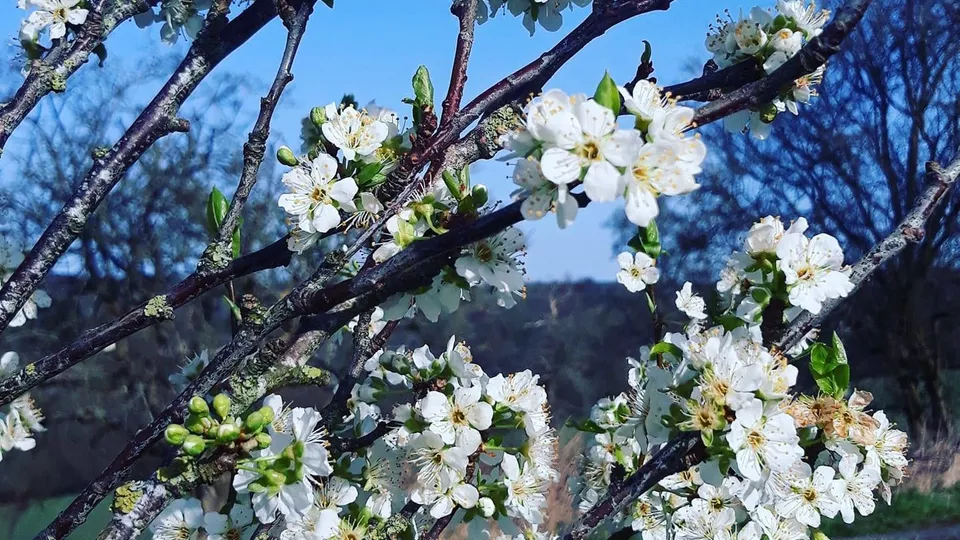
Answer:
[310, 106, 326, 128]
[471, 184, 488, 207]
[188, 396, 209, 417]
[182, 434, 206, 456]
[263, 469, 286, 486]
[164, 424, 189, 445]
[212, 394, 231, 420]
[255, 432, 273, 449]
[276, 146, 298, 167]
[258, 406, 275, 424]
[216, 423, 241, 443]
[185, 414, 206, 435]
[245, 411, 266, 432]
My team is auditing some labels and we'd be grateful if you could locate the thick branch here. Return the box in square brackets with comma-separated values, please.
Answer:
[693, 0, 874, 126]
[0, 0, 284, 335]
[775, 152, 960, 352]
[0, 0, 158, 153]
[438, 0, 479, 129]
[0, 236, 292, 407]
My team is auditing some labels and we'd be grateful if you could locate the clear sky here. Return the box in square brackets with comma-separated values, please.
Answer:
[0, 0, 757, 282]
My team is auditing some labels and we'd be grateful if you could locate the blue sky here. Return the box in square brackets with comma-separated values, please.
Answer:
[0, 0, 757, 282]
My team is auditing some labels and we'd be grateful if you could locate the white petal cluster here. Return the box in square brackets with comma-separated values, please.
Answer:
[150, 497, 254, 540]
[0, 238, 48, 464]
[506, 85, 705, 229]
[17, 0, 88, 43]
[716, 216, 853, 329]
[133, 0, 213, 45]
[572, 214, 908, 540]
[706, 2, 831, 138]
[476, 0, 591, 35]
[357, 336, 558, 529]
[278, 152, 360, 253]
[0, 238, 52, 328]
[616, 251, 660, 293]
[232, 397, 333, 524]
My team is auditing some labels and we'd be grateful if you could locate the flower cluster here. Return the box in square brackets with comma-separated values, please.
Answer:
[574, 215, 908, 539]
[133, 0, 213, 45]
[278, 100, 404, 253]
[0, 352, 45, 462]
[706, 1, 832, 138]
[16, 0, 88, 48]
[506, 76, 706, 230]
[149, 497, 253, 540]
[477, 0, 592, 35]
[717, 216, 854, 348]
[0, 238, 49, 463]
[352, 337, 560, 531]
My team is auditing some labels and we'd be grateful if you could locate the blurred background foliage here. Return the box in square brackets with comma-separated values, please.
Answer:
[1, 0, 960, 537]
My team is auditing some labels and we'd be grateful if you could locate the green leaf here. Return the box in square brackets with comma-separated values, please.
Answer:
[640, 40, 652, 65]
[831, 364, 850, 399]
[442, 170, 464, 201]
[564, 419, 606, 434]
[593, 71, 621, 115]
[649, 341, 682, 361]
[640, 220, 661, 259]
[809, 343, 829, 375]
[832, 332, 848, 365]
[231, 218, 242, 258]
[412, 65, 434, 109]
[222, 295, 242, 323]
[814, 375, 836, 397]
[205, 187, 229, 237]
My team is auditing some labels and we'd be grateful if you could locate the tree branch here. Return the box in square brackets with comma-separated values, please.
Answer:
[692, 0, 874, 126]
[438, 0, 479, 129]
[0, 0, 284, 336]
[0, 236, 293, 408]
[0, 0, 159, 153]
[201, 0, 314, 274]
[775, 151, 960, 352]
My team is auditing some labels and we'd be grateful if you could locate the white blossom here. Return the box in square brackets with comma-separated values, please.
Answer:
[418, 386, 493, 453]
[776, 231, 854, 314]
[676, 282, 707, 320]
[321, 103, 389, 162]
[726, 399, 803, 481]
[616, 251, 660, 293]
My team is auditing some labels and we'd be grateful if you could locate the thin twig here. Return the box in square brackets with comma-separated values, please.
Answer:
[775, 151, 960, 352]
[0, 0, 284, 336]
[202, 0, 314, 274]
[438, 0, 479, 129]
[692, 0, 874, 126]
[0, 0, 160, 153]
[0, 236, 293, 407]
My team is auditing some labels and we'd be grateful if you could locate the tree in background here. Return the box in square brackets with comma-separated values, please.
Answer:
[613, 0, 960, 440]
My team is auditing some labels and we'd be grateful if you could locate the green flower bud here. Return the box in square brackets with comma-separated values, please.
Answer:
[185, 414, 206, 435]
[471, 184, 488, 207]
[258, 406, 275, 424]
[263, 469, 286, 487]
[216, 423, 241, 443]
[182, 434, 206, 456]
[247, 481, 267, 493]
[188, 396, 209, 417]
[811, 531, 830, 540]
[255, 432, 273, 449]
[276, 146, 298, 167]
[759, 102, 778, 124]
[164, 424, 189, 445]
[212, 394, 231, 420]
[750, 286, 772, 305]
[310, 106, 327, 128]
[245, 411, 266, 432]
